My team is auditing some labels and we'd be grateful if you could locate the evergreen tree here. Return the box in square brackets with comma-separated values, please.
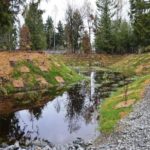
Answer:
[72, 10, 83, 51]
[56, 21, 64, 49]
[65, 6, 83, 53]
[95, 0, 113, 53]
[45, 16, 54, 49]
[25, 2, 46, 50]
[130, 0, 150, 49]
[111, 20, 134, 54]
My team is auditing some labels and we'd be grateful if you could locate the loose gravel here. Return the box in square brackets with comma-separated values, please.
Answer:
[96, 85, 150, 150]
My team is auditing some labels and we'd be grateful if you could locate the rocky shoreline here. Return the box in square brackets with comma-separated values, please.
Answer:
[0, 138, 96, 150]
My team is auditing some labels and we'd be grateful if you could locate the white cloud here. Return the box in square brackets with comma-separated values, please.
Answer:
[40, 0, 129, 25]
[40, 0, 97, 24]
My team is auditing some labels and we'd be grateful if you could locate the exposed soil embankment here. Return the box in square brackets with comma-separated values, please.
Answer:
[0, 51, 82, 99]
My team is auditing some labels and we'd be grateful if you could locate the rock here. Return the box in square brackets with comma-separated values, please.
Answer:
[0, 143, 8, 148]
[35, 146, 42, 150]
[14, 141, 20, 149]
[42, 145, 53, 150]
[3, 145, 15, 150]
[95, 85, 150, 150]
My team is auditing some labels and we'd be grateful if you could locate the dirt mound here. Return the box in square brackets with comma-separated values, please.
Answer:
[0, 51, 48, 77]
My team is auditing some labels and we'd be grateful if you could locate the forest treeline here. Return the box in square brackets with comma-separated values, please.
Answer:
[0, 0, 150, 54]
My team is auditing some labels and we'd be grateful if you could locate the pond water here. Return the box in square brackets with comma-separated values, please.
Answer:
[0, 70, 126, 145]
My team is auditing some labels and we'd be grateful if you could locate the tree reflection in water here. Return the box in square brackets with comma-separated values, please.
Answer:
[65, 81, 88, 133]
[29, 106, 45, 120]
[0, 114, 28, 143]
[0, 106, 46, 144]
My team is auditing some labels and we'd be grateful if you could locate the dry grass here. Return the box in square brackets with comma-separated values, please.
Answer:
[0, 51, 49, 77]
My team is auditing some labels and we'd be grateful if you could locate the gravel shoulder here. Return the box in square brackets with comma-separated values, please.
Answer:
[95, 85, 150, 150]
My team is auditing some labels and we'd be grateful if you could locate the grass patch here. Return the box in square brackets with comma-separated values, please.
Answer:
[100, 74, 150, 133]
[1, 57, 83, 96]
[99, 53, 150, 133]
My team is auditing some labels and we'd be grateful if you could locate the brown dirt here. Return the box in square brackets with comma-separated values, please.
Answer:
[119, 111, 129, 118]
[55, 76, 65, 83]
[37, 77, 49, 86]
[20, 66, 30, 73]
[0, 51, 49, 77]
[114, 99, 136, 109]
[12, 78, 24, 88]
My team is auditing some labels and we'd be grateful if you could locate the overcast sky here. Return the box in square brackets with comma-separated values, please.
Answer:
[39, 0, 130, 25]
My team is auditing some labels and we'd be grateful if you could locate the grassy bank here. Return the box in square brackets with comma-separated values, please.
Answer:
[100, 53, 150, 133]
[0, 52, 83, 97]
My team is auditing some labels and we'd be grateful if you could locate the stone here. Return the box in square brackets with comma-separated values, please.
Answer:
[42, 145, 53, 150]
[14, 141, 20, 148]
[35, 146, 42, 150]
[12, 78, 24, 88]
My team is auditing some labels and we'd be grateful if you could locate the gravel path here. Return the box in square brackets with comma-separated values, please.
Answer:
[96, 85, 150, 150]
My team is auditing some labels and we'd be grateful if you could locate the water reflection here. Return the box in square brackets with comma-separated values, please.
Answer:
[0, 71, 128, 145]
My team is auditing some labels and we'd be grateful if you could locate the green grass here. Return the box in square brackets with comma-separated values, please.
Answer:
[100, 73, 150, 133]
[0, 58, 83, 96]
[99, 53, 150, 133]
[110, 53, 150, 76]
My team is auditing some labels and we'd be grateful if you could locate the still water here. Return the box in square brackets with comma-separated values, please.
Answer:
[0, 71, 125, 145]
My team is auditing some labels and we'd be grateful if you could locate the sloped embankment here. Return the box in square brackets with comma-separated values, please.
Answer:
[0, 52, 82, 99]
[99, 53, 150, 133]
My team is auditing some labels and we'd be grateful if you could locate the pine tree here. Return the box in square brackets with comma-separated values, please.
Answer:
[56, 21, 64, 49]
[72, 10, 83, 51]
[65, 6, 83, 53]
[25, 2, 47, 50]
[95, 0, 113, 53]
[45, 16, 54, 49]
[130, 0, 150, 49]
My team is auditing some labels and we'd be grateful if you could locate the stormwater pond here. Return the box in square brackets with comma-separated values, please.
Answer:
[0, 70, 127, 147]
